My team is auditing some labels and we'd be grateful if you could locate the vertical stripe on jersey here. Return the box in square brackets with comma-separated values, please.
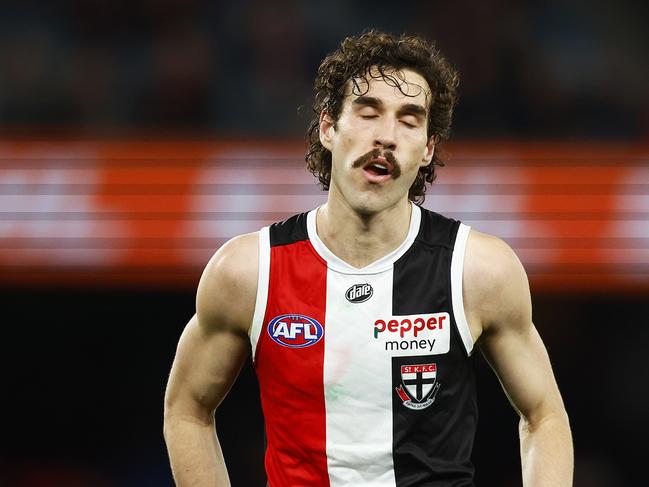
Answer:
[254, 240, 330, 487]
[391, 226, 476, 486]
[250, 226, 270, 360]
[323, 269, 397, 486]
[450, 223, 474, 356]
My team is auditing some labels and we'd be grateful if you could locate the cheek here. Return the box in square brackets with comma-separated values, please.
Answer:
[336, 133, 359, 158]
[402, 137, 430, 160]
[398, 125, 427, 142]
[332, 120, 357, 146]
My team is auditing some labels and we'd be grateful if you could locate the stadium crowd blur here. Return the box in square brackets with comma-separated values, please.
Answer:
[2, 1, 648, 486]
[1, 0, 648, 137]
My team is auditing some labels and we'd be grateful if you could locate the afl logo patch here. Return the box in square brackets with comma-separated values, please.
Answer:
[345, 283, 373, 303]
[267, 314, 324, 348]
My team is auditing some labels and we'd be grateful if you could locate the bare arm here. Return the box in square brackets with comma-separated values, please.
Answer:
[163, 233, 259, 487]
[464, 231, 573, 487]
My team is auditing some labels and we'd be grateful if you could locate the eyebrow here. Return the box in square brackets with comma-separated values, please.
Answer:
[397, 103, 427, 119]
[352, 96, 383, 108]
[352, 96, 427, 119]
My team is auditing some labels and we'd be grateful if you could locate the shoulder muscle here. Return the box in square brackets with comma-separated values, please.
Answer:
[196, 231, 260, 337]
[464, 229, 531, 338]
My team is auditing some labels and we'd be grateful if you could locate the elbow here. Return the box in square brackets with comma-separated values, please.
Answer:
[519, 404, 571, 435]
[163, 392, 187, 442]
[163, 394, 216, 439]
[518, 391, 570, 435]
[163, 398, 176, 442]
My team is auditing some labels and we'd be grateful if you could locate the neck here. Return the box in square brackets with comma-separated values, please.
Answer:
[316, 196, 413, 269]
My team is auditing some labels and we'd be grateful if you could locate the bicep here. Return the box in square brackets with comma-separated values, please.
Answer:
[165, 314, 250, 423]
[479, 320, 563, 424]
[164, 233, 259, 422]
[475, 241, 564, 424]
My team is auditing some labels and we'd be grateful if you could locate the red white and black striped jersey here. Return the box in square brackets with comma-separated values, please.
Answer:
[249, 204, 477, 486]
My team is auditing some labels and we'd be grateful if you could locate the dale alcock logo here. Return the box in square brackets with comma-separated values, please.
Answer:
[267, 314, 323, 348]
[345, 283, 373, 303]
[395, 363, 441, 410]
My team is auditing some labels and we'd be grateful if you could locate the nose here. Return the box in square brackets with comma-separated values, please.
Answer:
[373, 118, 397, 152]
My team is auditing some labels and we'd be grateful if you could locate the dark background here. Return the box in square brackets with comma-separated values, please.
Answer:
[2, 0, 649, 485]
[1, 0, 648, 138]
[4, 290, 648, 486]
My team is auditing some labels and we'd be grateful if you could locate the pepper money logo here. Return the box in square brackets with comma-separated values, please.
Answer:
[267, 314, 323, 348]
[372, 312, 450, 354]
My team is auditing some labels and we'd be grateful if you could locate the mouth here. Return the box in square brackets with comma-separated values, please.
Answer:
[352, 150, 401, 183]
[363, 156, 394, 177]
[361, 156, 396, 183]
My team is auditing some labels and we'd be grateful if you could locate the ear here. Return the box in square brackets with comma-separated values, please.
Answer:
[421, 134, 437, 167]
[319, 111, 335, 151]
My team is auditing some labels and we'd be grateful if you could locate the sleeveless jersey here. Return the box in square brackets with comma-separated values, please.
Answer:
[249, 204, 477, 487]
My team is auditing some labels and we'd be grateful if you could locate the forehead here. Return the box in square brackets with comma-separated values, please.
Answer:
[344, 67, 432, 109]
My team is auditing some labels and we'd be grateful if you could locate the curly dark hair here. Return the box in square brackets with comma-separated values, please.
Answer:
[305, 30, 459, 204]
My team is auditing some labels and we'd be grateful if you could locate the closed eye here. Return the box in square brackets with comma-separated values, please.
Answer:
[400, 118, 418, 128]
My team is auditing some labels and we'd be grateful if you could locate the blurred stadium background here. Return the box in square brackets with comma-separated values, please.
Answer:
[2, 1, 648, 486]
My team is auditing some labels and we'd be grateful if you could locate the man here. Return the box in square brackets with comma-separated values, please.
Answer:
[164, 30, 573, 486]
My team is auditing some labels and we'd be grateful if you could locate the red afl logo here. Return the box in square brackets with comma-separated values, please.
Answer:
[267, 314, 324, 348]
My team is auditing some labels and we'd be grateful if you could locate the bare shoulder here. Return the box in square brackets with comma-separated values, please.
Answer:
[196, 231, 260, 337]
[463, 229, 532, 339]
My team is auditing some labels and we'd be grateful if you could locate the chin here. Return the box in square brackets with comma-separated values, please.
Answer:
[353, 204, 378, 217]
[349, 193, 398, 217]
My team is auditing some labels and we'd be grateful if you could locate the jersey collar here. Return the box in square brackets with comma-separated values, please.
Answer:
[306, 203, 421, 274]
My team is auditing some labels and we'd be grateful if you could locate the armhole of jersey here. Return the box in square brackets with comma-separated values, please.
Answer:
[451, 223, 474, 356]
[250, 226, 270, 362]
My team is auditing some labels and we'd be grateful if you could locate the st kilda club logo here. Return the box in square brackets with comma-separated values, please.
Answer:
[395, 363, 441, 410]
[345, 283, 373, 303]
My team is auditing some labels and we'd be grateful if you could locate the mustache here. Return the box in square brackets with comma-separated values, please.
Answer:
[351, 149, 401, 178]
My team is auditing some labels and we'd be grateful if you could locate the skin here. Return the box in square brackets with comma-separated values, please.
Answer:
[164, 233, 257, 486]
[163, 67, 573, 486]
[316, 68, 435, 268]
